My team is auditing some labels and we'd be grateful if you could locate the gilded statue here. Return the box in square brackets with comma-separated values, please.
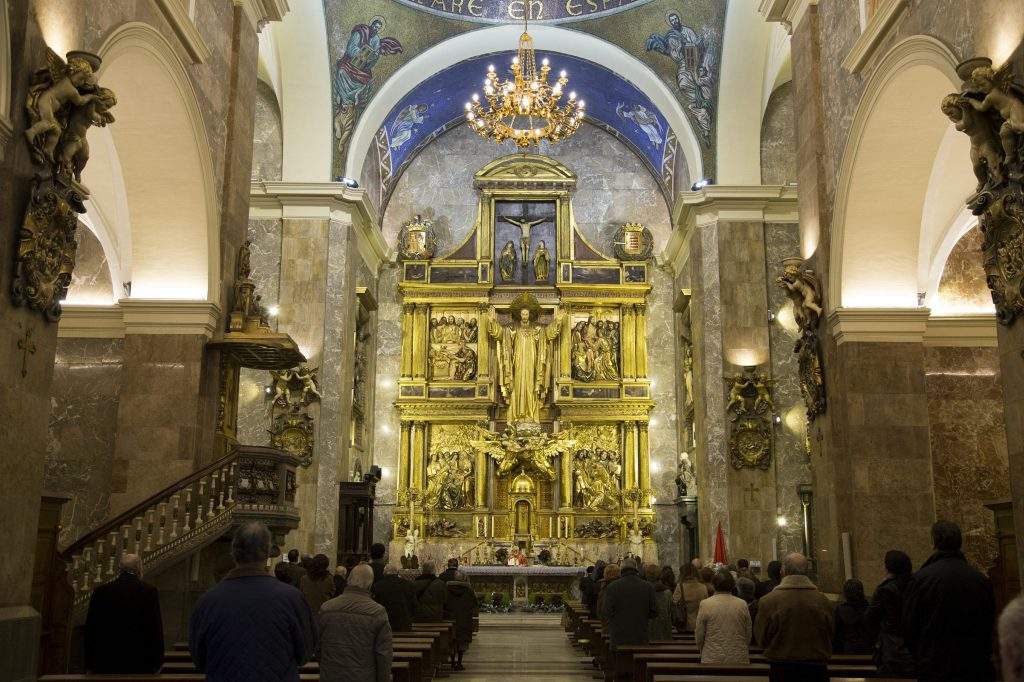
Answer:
[573, 448, 621, 511]
[487, 293, 564, 426]
[571, 313, 619, 382]
[470, 423, 574, 481]
[775, 259, 823, 331]
[726, 370, 773, 419]
[533, 240, 550, 282]
[966, 66, 1024, 173]
[429, 314, 478, 380]
[498, 240, 517, 282]
[268, 365, 322, 413]
[25, 49, 102, 165]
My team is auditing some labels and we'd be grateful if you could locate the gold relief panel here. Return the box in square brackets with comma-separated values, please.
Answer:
[571, 424, 622, 512]
[570, 309, 620, 383]
[428, 312, 479, 381]
[423, 424, 478, 511]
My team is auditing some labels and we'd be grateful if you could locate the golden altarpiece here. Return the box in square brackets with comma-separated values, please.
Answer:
[390, 155, 657, 565]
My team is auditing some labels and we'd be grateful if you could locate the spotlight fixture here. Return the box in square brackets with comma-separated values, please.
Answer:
[776, 515, 788, 527]
[268, 304, 280, 317]
[691, 178, 714, 191]
[338, 176, 359, 188]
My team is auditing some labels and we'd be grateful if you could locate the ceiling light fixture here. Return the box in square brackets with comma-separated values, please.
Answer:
[465, 14, 584, 147]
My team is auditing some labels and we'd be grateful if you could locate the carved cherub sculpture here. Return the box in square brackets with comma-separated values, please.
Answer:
[942, 93, 1004, 190]
[776, 262, 823, 332]
[25, 49, 100, 166]
[967, 66, 1024, 173]
[57, 86, 116, 182]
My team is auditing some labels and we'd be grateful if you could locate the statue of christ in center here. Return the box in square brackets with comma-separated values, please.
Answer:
[487, 292, 564, 427]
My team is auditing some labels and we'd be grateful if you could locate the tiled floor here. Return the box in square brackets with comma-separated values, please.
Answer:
[456, 613, 597, 680]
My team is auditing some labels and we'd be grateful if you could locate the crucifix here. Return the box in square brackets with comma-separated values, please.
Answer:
[744, 482, 761, 507]
[17, 325, 37, 378]
[500, 201, 554, 282]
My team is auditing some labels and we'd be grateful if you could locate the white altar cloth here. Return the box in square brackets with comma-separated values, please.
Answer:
[461, 565, 583, 576]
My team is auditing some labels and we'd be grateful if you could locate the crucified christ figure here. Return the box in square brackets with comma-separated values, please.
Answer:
[502, 215, 548, 272]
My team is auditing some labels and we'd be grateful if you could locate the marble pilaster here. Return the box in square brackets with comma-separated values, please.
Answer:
[372, 266, 402, 544]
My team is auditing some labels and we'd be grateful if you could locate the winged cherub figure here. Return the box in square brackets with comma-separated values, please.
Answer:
[775, 262, 823, 332]
[942, 93, 1004, 189]
[25, 49, 99, 165]
[58, 87, 116, 182]
[966, 66, 1024, 173]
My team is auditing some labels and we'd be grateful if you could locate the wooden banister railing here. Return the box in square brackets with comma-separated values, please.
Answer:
[64, 445, 301, 613]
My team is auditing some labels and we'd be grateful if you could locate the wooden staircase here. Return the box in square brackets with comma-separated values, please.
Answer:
[62, 444, 302, 618]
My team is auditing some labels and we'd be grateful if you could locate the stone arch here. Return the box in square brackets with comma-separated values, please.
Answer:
[84, 21, 219, 301]
[830, 35, 974, 309]
[345, 24, 703, 186]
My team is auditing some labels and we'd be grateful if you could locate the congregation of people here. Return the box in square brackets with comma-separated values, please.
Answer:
[83, 522, 479, 681]
[578, 521, 1023, 682]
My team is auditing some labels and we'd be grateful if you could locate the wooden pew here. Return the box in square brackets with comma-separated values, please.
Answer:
[639, 662, 883, 682]
[42, 666, 416, 682]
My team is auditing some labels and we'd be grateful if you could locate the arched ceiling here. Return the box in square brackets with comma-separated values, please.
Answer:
[373, 50, 675, 208]
[390, 0, 655, 24]
[325, 0, 726, 184]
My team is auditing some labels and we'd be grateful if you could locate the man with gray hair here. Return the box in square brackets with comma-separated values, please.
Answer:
[189, 521, 316, 682]
[412, 560, 447, 620]
[85, 553, 164, 673]
[1000, 594, 1024, 682]
[319, 563, 393, 682]
[754, 552, 833, 681]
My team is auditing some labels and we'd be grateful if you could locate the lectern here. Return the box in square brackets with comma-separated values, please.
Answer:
[337, 481, 375, 566]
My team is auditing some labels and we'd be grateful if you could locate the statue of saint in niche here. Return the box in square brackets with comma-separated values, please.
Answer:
[499, 240, 517, 282]
[487, 292, 564, 427]
[533, 240, 550, 282]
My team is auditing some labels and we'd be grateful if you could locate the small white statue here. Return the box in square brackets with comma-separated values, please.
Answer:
[628, 525, 644, 560]
[404, 528, 420, 559]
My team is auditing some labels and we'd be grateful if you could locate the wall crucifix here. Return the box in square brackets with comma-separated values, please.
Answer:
[497, 200, 554, 283]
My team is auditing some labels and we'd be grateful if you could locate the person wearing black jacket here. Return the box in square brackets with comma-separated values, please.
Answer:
[754, 560, 781, 599]
[833, 579, 872, 654]
[373, 565, 417, 632]
[866, 550, 915, 677]
[85, 554, 164, 674]
[439, 557, 460, 583]
[904, 521, 997, 682]
[601, 558, 657, 649]
[369, 542, 387, 583]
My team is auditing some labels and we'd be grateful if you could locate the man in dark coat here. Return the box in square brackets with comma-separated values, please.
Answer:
[600, 557, 657, 649]
[580, 566, 596, 614]
[443, 571, 478, 670]
[904, 521, 997, 682]
[275, 548, 306, 588]
[373, 564, 417, 632]
[866, 549, 915, 677]
[439, 557, 459, 583]
[84, 554, 164, 673]
[755, 560, 781, 599]
[369, 542, 387, 583]
[412, 562, 447, 621]
[189, 522, 316, 682]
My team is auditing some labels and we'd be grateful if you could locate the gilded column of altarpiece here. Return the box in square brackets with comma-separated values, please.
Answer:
[391, 155, 658, 565]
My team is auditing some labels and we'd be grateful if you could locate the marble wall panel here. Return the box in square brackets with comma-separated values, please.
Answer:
[924, 346, 1008, 571]
[44, 338, 124, 548]
[237, 218, 283, 446]
[108, 334, 209, 517]
[764, 223, 809, 557]
[647, 266, 683, 566]
[372, 266, 402, 545]
[934, 227, 992, 314]
[252, 80, 283, 182]
[760, 82, 797, 187]
[689, 222, 730, 558]
[66, 226, 115, 304]
[382, 123, 672, 256]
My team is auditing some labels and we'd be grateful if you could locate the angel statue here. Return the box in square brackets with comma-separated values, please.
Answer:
[57, 86, 116, 182]
[942, 93, 1004, 190]
[25, 49, 103, 167]
[965, 65, 1024, 173]
[487, 292, 564, 427]
[775, 259, 823, 332]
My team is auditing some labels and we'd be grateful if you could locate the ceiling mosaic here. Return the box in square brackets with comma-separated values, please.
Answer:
[324, 0, 725, 185]
[390, 0, 656, 24]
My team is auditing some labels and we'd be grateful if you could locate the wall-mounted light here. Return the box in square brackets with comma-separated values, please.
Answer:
[650, 461, 661, 474]
[773, 415, 782, 425]
[691, 178, 714, 191]
[338, 176, 360, 188]
[268, 304, 280, 317]
[776, 515, 788, 527]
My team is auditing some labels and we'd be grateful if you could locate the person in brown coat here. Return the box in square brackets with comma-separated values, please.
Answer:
[754, 553, 834, 682]
[299, 554, 336, 616]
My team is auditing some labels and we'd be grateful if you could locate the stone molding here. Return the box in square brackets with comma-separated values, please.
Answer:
[841, 0, 909, 75]
[662, 185, 799, 273]
[757, 0, 818, 32]
[151, 0, 212, 64]
[249, 181, 387, 272]
[923, 314, 998, 347]
[828, 307, 930, 344]
[234, 0, 290, 32]
[59, 300, 221, 338]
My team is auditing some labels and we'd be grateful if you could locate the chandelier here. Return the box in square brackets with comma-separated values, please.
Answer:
[464, 25, 585, 147]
